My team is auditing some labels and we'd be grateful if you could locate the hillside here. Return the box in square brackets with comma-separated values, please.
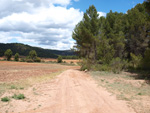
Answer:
[0, 43, 75, 58]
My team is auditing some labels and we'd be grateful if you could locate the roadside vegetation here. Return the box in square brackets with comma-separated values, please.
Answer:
[90, 71, 150, 113]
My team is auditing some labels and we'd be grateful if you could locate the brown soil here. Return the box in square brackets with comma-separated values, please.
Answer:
[0, 69, 135, 113]
[0, 61, 79, 82]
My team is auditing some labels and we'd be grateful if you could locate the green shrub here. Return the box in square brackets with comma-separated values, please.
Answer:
[34, 57, 41, 62]
[20, 58, 25, 62]
[12, 94, 25, 100]
[26, 59, 33, 63]
[99, 64, 111, 71]
[130, 53, 142, 69]
[14, 53, 19, 61]
[110, 57, 123, 74]
[80, 59, 92, 71]
[57, 55, 62, 63]
[10, 85, 17, 89]
[1, 97, 10, 102]
[4, 49, 13, 61]
[29, 50, 37, 60]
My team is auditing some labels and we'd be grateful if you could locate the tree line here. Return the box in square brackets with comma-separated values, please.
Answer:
[72, 1, 150, 73]
[4, 49, 41, 62]
[0, 43, 75, 58]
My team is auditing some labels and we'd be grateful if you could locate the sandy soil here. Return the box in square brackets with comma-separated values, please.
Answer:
[0, 69, 135, 113]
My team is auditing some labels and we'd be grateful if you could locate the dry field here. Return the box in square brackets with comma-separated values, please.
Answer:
[41, 58, 80, 64]
[0, 61, 79, 82]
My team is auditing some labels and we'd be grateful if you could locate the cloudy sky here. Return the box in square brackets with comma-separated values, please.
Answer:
[0, 0, 144, 50]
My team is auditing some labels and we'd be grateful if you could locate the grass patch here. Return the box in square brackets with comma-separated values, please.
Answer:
[1, 96, 10, 102]
[90, 71, 150, 97]
[10, 85, 17, 89]
[90, 71, 150, 113]
[12, 94, 25, 100]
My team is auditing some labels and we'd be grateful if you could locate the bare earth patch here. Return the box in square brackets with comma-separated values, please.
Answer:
[0, 69, 135, 113]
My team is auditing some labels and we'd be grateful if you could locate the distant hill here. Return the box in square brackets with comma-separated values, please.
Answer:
[0, 43, 75, 58]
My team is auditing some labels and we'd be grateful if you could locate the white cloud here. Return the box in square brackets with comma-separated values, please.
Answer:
[0, 0, 83, 50]
[98, 11, 106, 17]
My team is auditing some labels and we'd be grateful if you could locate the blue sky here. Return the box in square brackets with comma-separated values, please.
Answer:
[71, 0, 144, 13]
[0, 0, 145, 50]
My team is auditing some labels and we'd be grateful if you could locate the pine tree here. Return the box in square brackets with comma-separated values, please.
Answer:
[73, 5, 99, 62]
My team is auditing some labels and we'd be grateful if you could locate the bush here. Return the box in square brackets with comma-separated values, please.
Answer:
[57, 55, 62, 63]
[1, 97, 10, 102]
[34, 57, 41, 62]
[29, 50, 37, 60]
[4, 49, 13, 61]
[110, 57, 124, 74]
[26, 59, 33, 63]
[80, 59, 92, 71]
[130, 53, 142, 69]
[12, 94, 25, 100]
[92, 63, 111, 71]
[14, 53, 19, 61]
[20, 58, 25, 62]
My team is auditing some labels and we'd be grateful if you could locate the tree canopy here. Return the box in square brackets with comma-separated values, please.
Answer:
[73, 2, 150, 71]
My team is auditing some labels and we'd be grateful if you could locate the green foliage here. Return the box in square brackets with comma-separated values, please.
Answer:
[12, 94, 25, 100]
[130, 53, 142, 68]
[72, 5, 99, 61]
[57, 55, 62, 63]
[110, 57, 125, 73]
[1, 97, 10, 102]
[141, 48, 150, 70]
[20, 58, 26, 62]
[14, 53, 19, 61]
[34, 57, 41, 62]
[80, 59, 92, 71]
[145, 0, 150, 14]
[72, 3, 150, 72]
[4, 49, 13, 61]
[97, 37, 115, 64]
[26, 59, 34, 63]
[29, 50, 37, 60]
[91, 64, 111, 71]
[10, 85, 17, 89]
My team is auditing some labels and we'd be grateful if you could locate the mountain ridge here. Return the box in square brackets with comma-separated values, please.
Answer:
[0, 43, 75, 58]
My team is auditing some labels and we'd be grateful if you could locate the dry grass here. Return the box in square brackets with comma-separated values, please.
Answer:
[90, 71, 150, 113]
[41, 58, 81, 64]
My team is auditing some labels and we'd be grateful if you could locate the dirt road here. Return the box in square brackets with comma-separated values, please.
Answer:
[0, 69, 135, 113]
